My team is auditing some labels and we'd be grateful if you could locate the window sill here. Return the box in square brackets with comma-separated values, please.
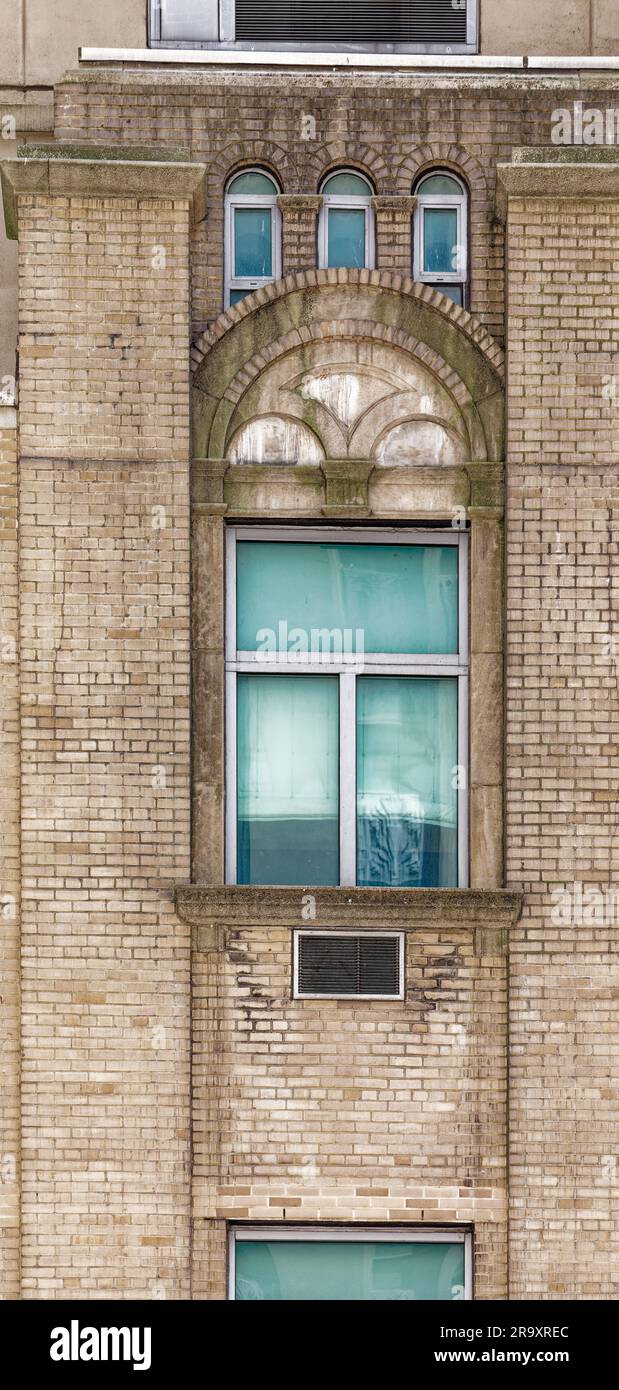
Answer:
[176, 884, 523, 951]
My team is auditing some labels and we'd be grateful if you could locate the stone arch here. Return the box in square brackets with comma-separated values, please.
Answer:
[396, 143, 489, 200]
[192, 269, 504, 464]
[302, 141, 392, 193]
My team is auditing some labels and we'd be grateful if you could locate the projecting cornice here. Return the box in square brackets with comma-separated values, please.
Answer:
[0, 143, 207, 238]
[497, 146, 619, 217]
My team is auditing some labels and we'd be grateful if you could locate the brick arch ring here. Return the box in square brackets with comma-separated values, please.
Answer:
[191, 268, 504, 461]
[395, 143, 490, 199]
[301, 141, 392, 193]
[207, 139, 300, 195]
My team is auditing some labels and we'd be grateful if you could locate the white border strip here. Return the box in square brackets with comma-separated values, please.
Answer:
[79, 47, 524, 69]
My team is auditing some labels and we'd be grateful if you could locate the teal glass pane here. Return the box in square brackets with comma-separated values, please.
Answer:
[323, 172, 371, 197]
[236, 541, 458, 656]
[430, 283, 463, 306]
[418, 174, 462, 196]
[234, 207, 272, 278]
[328, 208, 366, 268]
[357, 677, 458, 888]
[235, 1238, 465, 1301]
[423, 207, 458, 274]
[228, 171, 278, 195]
[237, 674, 339, 886]
[230, 288, 250, 305]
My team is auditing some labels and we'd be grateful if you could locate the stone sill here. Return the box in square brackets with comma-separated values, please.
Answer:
[176, 885, 523, 938]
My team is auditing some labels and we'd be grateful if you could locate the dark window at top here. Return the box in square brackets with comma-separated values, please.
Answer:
[235, 1, 468, 46]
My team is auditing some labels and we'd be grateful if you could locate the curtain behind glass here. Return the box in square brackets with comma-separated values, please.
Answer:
[357, 677, 458, 888]
[237, 674, 339, 885]
[234, 207, 272, 278]
[235, 1239, 465, 1300]
[327, 208, 366, 268]
[423, 207, 458, 274]
[237, 541, 458, 656]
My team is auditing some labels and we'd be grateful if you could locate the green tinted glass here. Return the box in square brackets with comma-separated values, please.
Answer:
[236, 541, 459, 655]
[418, 174, 462, 196]
[237, 674, 339, 886]
[234, 207, 272, 278]
[423, 207, 458, 275]
[229, 171, 277, 195]
[235, 1238, 465, 1300]
[323, 172, 371, 196]
[328, 208, 366, 268]
[357, 677, 458, 888]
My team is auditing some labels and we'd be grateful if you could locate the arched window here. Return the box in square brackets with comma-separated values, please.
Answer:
[318, 170, 375, 271]
[413, 171, 468, 307]
[225, 169, 282, 308]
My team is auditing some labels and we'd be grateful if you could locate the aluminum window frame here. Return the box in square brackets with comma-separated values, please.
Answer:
[225, 524, 469, 889]
[293, 929, 405, 1001]
[149, 1, 479, 54]
[224, 168, 282, 309]
[318, 170, 375, 272]
[413, 171, 468, 299]
[228, 1225, 473, 1301]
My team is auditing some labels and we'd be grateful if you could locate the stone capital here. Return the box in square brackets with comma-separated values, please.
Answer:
[371, 195, 417, 213]
[276, 193, 324, 215]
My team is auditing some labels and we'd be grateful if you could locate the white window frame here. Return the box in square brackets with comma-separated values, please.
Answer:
[225, 524, 469, 889]
[225, 168, 282, 309]
[318, 171, 375, 272]
[293, 930, 405, 1001]
[228, 1226, 473, 1300]
[149, 1, 479, 55]
[413, 172, 468, 302]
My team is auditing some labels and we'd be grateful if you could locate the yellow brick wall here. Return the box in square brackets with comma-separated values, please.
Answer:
[506, 196, 619, 1299]
[0, 412, 20, 1298]
[192, 923, 509, 1300]
[17, 195, 191, 463]
[13, 194, 193, 1297]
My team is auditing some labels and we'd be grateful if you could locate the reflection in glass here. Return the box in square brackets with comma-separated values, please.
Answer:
[357, 677, 458, 888]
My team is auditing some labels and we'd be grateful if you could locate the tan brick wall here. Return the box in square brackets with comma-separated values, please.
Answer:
[506, 196, 619, 1299]
[54, 69, 572, 345]
[13, 190, 193, 1297]
[18, 195, 191, 463]
[0, 410, 20, 1298]
[191, 923, 509, 1300]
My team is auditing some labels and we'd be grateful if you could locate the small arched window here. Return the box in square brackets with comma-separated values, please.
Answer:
[318, 170, 375, 271]
[225, 169, 282, 308]
[413, 171, 468, 307]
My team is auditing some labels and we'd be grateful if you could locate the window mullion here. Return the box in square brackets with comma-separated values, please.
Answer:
[339, 671, 357, 886]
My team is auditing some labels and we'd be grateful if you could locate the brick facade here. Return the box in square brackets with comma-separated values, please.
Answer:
[1, 62, 619, 1301]
[505, 191, 619, 1300]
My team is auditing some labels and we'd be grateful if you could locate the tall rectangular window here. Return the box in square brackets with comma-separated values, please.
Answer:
[226, 526, 468, 888]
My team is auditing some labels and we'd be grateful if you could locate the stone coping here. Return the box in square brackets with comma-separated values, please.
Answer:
[1, 145, 207, 237]
[497, 154, 619, 205]
[175, 885, 523, 930]
[512, 145, 619, 165]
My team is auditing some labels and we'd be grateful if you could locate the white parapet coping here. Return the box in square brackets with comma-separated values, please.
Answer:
[77, 49, 619, 72]
[79, 48, 525, 70]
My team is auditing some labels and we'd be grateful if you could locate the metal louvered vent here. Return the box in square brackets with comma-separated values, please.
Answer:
[236, 1, 469, 45]
[295, 932, 404, 999]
